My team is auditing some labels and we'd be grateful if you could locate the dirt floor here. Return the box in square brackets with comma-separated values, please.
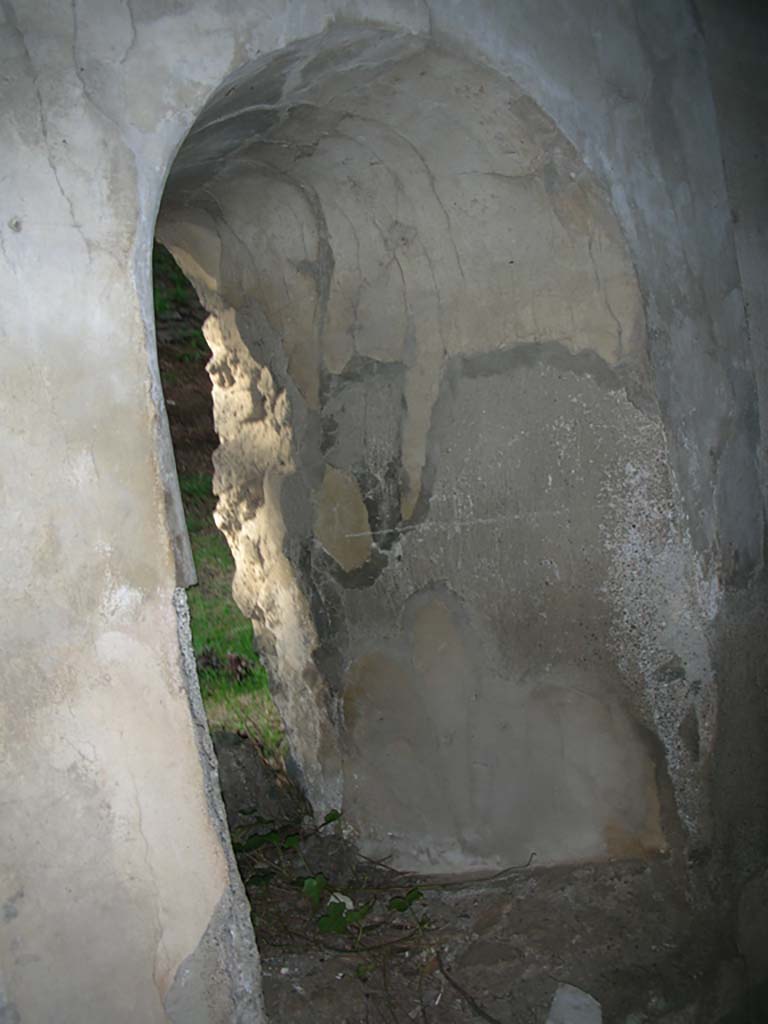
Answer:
[153, 244, 745, 1024]
[213, 730, 741, 1024]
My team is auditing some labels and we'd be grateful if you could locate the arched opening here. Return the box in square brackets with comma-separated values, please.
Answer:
[152, 22, 724, 1021]
[153, 241, 283, 757]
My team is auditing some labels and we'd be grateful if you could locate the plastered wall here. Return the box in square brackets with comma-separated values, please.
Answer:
[1, 1, 765, 1020]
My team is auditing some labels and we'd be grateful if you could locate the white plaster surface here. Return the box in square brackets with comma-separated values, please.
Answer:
[546, 984, 603, 1024]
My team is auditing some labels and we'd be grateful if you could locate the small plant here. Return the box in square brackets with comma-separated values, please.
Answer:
[318, 894, 373, 935]
[236, 804, 532, 1023]
[388, 887, 424, 913]
[233, 808, 431, 980]
[153, 243, 197, 314]
[153, 243, 211, 365]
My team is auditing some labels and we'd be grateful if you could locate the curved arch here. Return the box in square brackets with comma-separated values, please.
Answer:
[4, 2, 764, 1020]
[154, 24, 713, 872]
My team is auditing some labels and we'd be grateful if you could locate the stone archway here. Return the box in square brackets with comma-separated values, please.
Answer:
[157, 24, 714, 874]
[5, 2, 766, 1020]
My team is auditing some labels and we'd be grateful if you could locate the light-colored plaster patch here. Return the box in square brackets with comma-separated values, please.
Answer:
[314, 465, 372, 571]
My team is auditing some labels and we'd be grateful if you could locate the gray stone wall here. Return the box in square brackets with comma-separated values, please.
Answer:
[1, 0, 765, 1019]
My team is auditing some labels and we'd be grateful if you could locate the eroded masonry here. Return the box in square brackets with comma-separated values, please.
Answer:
[2, 2, 767, 1023]
[160, 29, 708, 871]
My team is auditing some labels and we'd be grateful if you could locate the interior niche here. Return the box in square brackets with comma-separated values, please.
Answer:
[157, 24, 715, 873]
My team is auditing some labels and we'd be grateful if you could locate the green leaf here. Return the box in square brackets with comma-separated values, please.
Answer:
[302, 875, 328, 910]
[346, 901, 373, 926]
[318, 901, 348, 934]
[232, 828, 284, 853]
[388, 888, 423, 913]
[233, 833, 269, 853]
[323, 809, 342, 825]
[282, 833, 300, 850]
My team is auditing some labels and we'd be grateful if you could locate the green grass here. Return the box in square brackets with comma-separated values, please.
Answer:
[154, 241, 284, 761]
[179, 473, 284, 759]
[153, 243, 196, 314]
[153, 243, 210, 358]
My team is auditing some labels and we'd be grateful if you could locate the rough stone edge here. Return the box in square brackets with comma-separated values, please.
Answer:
[170, 587, 265, 1023]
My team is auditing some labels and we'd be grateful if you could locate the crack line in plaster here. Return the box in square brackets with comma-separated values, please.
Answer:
[339, 513, 521, 540]
[0, 230, 12, 273]
[291, 175, 335, 343]
[323, 190, 363, 350]
[281, 33, 430, 115]
[2, 0, 88, 253]
[36, 90, 84, 243]
[421, 0, 434, 38]
[316, 120, 448, 511]
[587, 233, 624, 358]
[126, 764, 168, 1001]
[187, 32, 426, 140]
[340, 112, 466, 281]
[199, 189, 255, 269]
[71, 0, 123, 136]
[119, 0, 137, 66]
[209, 155, 336, 350]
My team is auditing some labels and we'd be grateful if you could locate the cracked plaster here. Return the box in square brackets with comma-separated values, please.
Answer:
[1, 1, 766, 1020]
